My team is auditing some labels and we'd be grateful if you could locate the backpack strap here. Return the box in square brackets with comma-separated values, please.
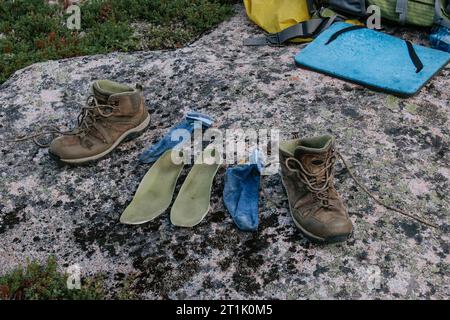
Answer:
[405, 41, 423, 73]
[324, 25, 365, 44]
[306, 0, 318, 15]
[435, 0, 450, 28]
[244, 16, 337, 46]
[325, 25, 424, 73]
[395, 0, 408, 25]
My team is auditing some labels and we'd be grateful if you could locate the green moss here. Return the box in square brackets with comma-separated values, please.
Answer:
[404, 103, 418, 115]
[0, 256, 105, 300]
[0, 0, 237, 84]
[385, 95, 400, 111]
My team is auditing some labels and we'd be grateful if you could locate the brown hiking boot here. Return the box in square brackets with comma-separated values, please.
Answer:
[49, 80, 150, 164]
[279, 135, 352, 243]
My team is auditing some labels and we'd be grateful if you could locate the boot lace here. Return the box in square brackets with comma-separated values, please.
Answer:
[74, 95, 118, 143]
[285, 148, 337, 208]
[8, 95, 118, 147]
[275, 148, 437, 229]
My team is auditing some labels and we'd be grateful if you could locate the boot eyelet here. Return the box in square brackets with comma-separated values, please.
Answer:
[312, 159, 324, 165]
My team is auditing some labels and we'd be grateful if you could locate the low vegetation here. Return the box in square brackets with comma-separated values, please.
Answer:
[0, 257, 105, 300]
[0, 0, 238, 84]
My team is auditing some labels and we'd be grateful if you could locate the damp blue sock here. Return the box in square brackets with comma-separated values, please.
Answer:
[139, 111, 213, 163]
[223, 150, 263, 232]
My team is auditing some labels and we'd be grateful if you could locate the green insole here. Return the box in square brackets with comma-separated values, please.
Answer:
[120, 150, 184, 225]
[170, 147, 221, 227]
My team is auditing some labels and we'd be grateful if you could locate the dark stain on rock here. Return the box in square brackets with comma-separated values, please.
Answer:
[218, 256, 232, 272]
[339, 265, 353, 274]
[398, 221, 420, 239]
[356, 251, 368, 261]
[232, 271, 261, 294]
[262, 265, 280, 285]
[0, 203, 26, 234]
[341, 107, 360, 119]
[313, 264, 330, 277]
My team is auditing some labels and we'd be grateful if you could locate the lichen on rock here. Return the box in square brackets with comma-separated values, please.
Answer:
[0, 6, 449, 299]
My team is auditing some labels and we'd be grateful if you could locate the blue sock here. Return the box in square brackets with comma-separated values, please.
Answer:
[223, 150, 263, 232]
[139, 111, 213, 163]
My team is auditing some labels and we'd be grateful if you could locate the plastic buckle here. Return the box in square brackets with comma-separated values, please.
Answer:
[266, 33, 282, 47]
[243, 36, 269, 46]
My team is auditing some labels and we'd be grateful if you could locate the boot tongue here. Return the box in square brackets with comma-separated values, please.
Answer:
[92, 81, 112, 104]
[91, 80, 135, 104]
[294, 136, 333, 175]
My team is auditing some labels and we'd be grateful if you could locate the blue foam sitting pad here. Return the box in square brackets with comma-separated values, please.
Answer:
[294, 22, 450, 97]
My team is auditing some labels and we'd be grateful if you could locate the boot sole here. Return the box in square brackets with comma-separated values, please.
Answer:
[51, 113, 151, 164]
[280, 176, 352, 244]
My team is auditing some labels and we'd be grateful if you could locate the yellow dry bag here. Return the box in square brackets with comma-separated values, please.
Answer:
[243, 0, 312, 34]
[243, 0, 363, 46]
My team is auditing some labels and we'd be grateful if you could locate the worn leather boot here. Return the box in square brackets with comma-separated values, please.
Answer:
[279, 135, 352, 243]
[49, 80, 150, 164]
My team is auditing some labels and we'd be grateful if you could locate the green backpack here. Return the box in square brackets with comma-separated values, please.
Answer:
[366, 0, 450, 27]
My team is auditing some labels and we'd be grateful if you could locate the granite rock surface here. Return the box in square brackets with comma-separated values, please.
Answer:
[0, 5, 449, 299]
